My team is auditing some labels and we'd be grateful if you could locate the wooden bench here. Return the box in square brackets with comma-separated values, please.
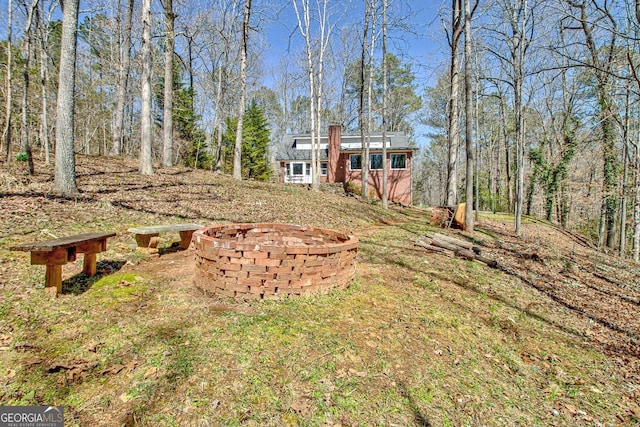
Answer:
[9, 232, 116, 296]
[127, 223, 203, 254]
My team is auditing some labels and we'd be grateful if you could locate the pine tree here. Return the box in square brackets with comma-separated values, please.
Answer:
[221, 101, 272, 181]
[242, 100, 271, 181]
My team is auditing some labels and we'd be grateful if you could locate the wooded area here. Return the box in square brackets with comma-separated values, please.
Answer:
[2, 0, 640, 259]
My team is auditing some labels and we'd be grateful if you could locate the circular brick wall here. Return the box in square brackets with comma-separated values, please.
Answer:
[192, 223, 358, 300]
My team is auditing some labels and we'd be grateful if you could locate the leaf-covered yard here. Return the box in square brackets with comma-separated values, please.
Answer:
[1, 156, 639, 426]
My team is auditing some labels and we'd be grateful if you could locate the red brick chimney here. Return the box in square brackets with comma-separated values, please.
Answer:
[328, 125, 341, 183]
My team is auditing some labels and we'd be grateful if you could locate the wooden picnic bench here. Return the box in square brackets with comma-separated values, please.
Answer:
[127, 223, 203, 253]
[9, 232, 116, 295]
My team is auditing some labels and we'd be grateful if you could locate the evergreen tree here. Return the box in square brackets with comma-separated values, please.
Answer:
[157, 66, 208, 168]
[221, 101, 272, 181]
[242, 100, 271, 181]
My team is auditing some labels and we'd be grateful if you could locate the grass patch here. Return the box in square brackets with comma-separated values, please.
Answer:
[0, 157, 636, 426]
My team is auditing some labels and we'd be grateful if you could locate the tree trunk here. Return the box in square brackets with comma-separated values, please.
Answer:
[294, 0, 316, 189]
[381, 0, 388, 209]
[446, 0, 463, 206]
[474, 78, 480, 219]
[633, 138, 640, 262]
[233, 0, 251, 180]
[213, 53, 224, 172]
[359, 2, 370, 200]
[37, 1, 51, 166]
[54, 0, 80, 195]
[162, 0, 175, 167]
[463, 0, 474, 232]
[21, 0, 38, 175]
[2, 0, 13, 163]
[620, 139, 629, 256]
[111, 0, 134, 157]
[620, 88, 630, 256]
[499, 91, 513, 211]
[571, 0, 618, 248]
[313, 0, 330, 192]
[513, 0, 528, 237]
[139, 0, 154, 175]
[365, 1, 377, 198]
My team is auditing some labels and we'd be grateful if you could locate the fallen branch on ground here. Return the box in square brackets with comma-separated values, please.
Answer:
[414, 234, 498, 268]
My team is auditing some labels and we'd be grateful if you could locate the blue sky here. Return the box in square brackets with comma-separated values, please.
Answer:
[261, 0, 447, 145]
[262, 1, 447, 82]
[0, 0, 447, 145]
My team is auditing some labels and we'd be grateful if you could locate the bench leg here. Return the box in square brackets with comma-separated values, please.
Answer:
[45, 265, 63, 296]
[83, 253, 97, 276]
[135, 234, 159, 255]
[179, 231, 195, 249]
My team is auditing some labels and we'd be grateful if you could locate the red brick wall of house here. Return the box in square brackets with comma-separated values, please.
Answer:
[283, 124, 413, 204]
[341, 151, 413, 205]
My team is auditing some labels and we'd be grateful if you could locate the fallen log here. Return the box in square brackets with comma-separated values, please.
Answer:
[426, 232, 481, 254]
[416, 235, 498, 268]
[414, 238, 452, 254]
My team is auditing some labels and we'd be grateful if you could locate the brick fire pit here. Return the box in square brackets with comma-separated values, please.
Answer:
[192, 223, 358, 300]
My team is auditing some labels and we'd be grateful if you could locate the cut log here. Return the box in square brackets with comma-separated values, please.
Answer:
[427, 233, 475, 250]
[414, 238, 451, 254]
[417, 235, 497, 268]
[473, 254, 498, 268]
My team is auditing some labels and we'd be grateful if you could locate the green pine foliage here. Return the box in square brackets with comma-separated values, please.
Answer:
[176, 86, 208, 169]
[242, 101, 272, 181]
[220, 101, 272, 181]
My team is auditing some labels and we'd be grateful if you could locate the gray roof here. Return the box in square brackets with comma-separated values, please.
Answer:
[274, 132, 414, 161]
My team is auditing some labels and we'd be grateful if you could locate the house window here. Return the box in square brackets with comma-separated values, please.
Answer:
[321, 162, 328, 176]
[391, 153, 407, 169]
[306, 163, 311, 175]
[350, 154, 362, 170]
[292, 162, 304, 175]
[370, 154, 383, 170]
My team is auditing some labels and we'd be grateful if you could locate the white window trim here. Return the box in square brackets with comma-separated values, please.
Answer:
[320, 162, 328, 176]
[291, 162, 305, 176]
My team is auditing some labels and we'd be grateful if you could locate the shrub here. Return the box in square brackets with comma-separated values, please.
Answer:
[344, 181, 360, 195]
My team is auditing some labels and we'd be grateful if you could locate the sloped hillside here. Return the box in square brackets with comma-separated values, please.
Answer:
[0, 155, 638, 426]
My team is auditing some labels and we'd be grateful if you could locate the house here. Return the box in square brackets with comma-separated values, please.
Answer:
[274, 125, 415, 205]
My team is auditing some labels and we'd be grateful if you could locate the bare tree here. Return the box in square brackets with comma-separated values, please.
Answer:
[359, 0, 372, 200]
[620, 89, 630, 256]
[512, 0, 529, 237]
[20, 0, 39, 175]
[162, 0, 176, 167]
[37, 0, 53, 165]
[233, 0, 251, 180]
[110, 0, 134, 157]
[2, 0, 14, 162]
[381, 0, 388, 208]
[565, 0, 620, 248]
[464, 0, 477, 231]
[484, 0, 538, 236]
[139, 0, 154, 175]
[54, 0, 80, 195]
[635, 132, 640, 261]
[444, 0, 463, 206]
[358, 0, 371, 200]
[293, 0, 334, 191]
